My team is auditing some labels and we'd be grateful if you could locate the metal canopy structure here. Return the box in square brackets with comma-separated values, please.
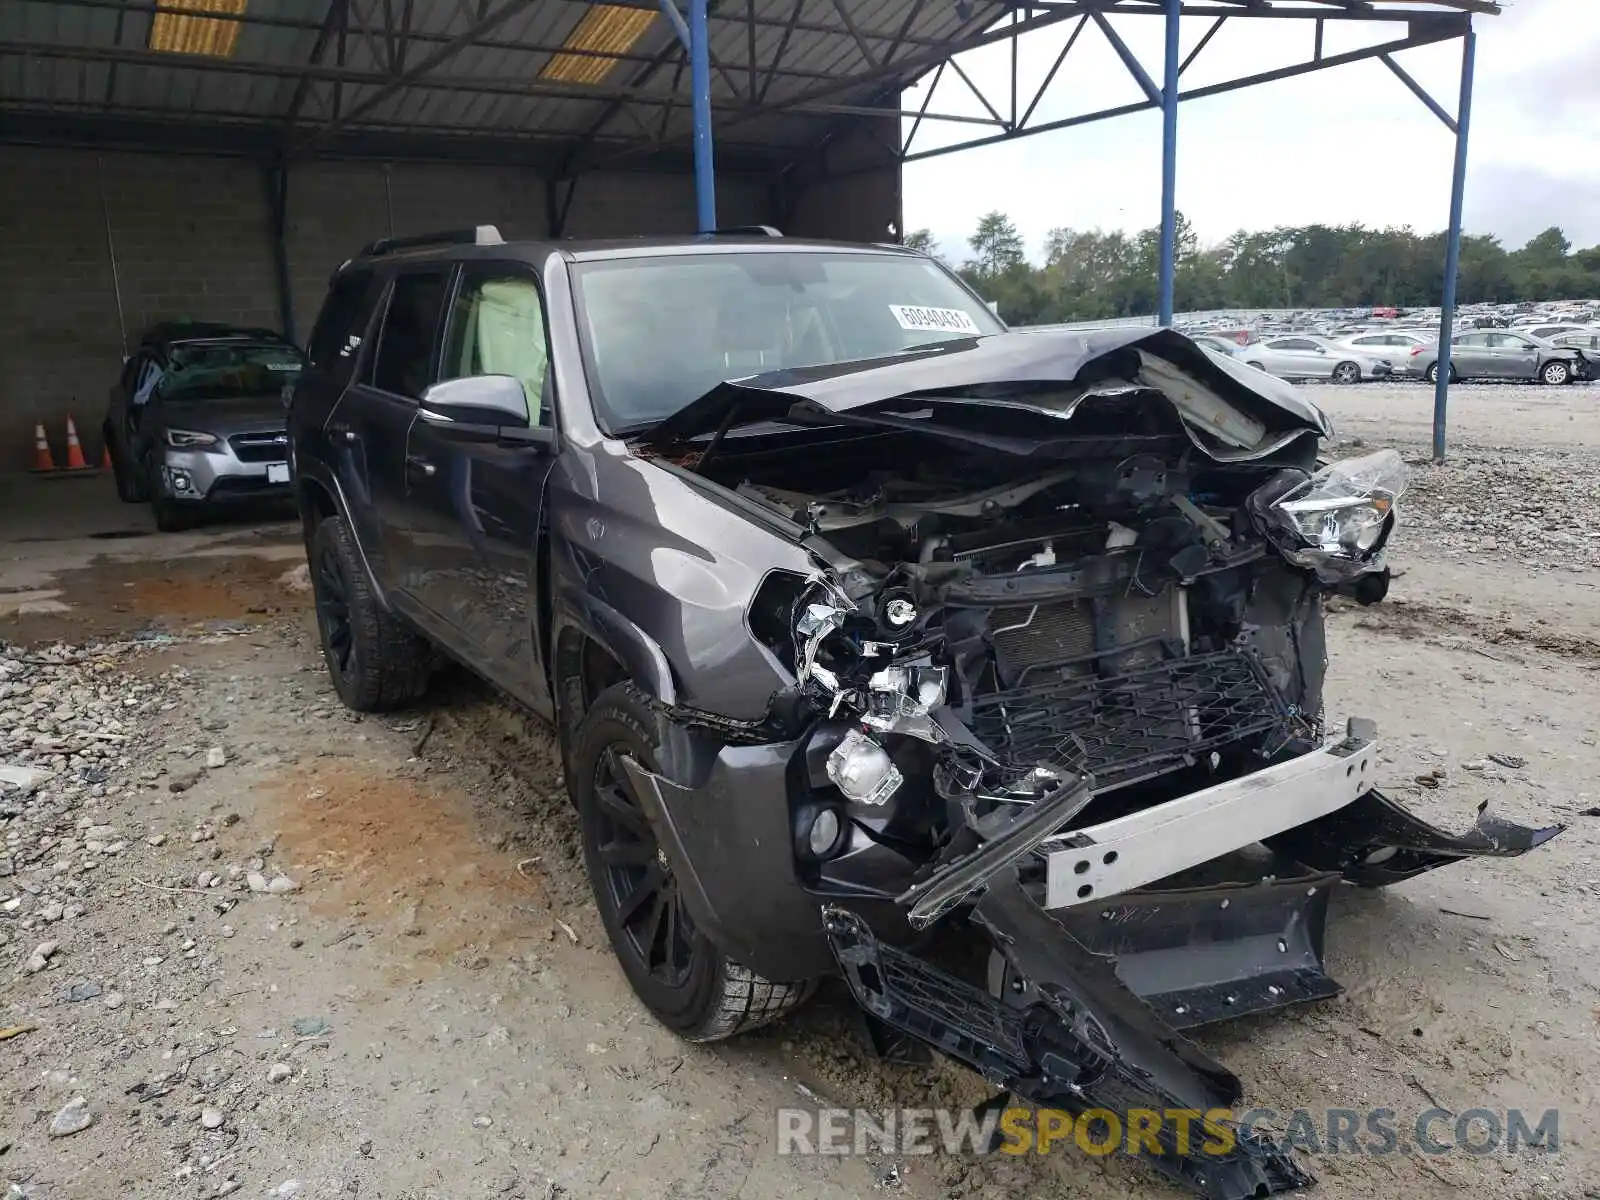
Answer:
[0, 0, 1497, 457]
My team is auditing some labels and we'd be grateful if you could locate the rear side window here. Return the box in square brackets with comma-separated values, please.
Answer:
[307, 270, 376, 384]
[370, 271, 449, 399]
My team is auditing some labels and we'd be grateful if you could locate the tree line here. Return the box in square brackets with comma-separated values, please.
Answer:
[904, 213, 1600, 325]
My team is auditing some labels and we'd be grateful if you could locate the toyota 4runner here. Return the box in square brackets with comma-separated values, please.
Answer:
[288, 226, 1560, 1200]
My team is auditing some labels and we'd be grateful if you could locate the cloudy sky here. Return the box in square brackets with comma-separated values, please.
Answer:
[901, 1, 1598, 263]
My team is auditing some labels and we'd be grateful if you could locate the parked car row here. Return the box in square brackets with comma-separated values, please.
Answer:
[1191, 323, 1594, 386]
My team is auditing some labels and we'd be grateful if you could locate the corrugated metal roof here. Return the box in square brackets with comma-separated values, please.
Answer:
[0, 0, 1492, 169]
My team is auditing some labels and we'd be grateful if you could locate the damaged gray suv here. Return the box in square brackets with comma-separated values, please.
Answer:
[289, 227, 1560, 1200]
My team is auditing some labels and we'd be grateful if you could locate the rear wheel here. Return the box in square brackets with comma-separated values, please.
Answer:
[1331, 361, 1362, 384]
[1541, 359, 1572, 386]
[574, 683, 812, 1041]
[1423, 362, 1456, 384]
[310, 515, 433, 711]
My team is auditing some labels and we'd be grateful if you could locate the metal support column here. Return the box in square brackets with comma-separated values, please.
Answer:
[689, 0, 717, 231]
[1433, 22, 1475, 463]
[264, 163, 296, 346]
[1157, 0, 1180, 326]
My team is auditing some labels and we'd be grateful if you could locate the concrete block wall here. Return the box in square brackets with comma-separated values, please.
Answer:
[0, 144, 875, 471]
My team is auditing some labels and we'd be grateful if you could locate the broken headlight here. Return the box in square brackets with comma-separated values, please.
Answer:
[1264, 450, 1408, 574]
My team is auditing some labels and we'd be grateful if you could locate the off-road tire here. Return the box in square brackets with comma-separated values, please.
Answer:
[310, 514, 432, 712]
[573, 682, 812, 1042]
[1541, 360, 1571, 386]
[108, 430, 148, 503]
[152, 499, 194, 533]
[1332, 360, 1361, 384]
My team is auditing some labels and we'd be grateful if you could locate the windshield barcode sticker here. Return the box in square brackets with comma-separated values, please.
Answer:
[889, 305, 982, 335]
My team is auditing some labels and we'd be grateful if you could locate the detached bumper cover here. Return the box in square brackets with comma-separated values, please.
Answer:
[827, 720, 1561, 1200]
[826, 890, 1314, 1200]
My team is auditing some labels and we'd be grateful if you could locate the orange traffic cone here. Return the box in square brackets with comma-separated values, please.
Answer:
[32, 422, 56, 471]
[63, 415, 89, 470]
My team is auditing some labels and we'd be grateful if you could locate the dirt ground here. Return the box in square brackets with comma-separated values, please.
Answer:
[3, 380, 1599, 1200]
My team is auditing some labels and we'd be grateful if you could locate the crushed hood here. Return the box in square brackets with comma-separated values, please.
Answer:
[641, 327, 1331, 455]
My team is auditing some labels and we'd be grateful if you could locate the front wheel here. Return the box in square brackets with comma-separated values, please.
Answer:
[108, 429, 148, 503]
[152, 499, 194, 532]
[574, 683, 812, 1041]
[1331, 361, 1362, 384]
[309, 515, 433, 711]
[1541, 360, 1572, 386]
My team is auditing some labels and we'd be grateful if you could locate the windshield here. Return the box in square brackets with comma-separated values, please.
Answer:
[569, 250, 1005, 432]
[162, 340, 304, 402]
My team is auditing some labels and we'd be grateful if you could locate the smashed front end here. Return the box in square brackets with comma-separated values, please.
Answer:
[629, 330, 1560, 1199]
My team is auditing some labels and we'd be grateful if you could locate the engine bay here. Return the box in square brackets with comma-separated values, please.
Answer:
[696, 413, 1405, 912]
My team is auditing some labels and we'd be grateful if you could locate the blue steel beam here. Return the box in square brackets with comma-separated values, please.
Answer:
[689, 0, 716, 231]
[1433, 21, 1476, 462]
[658, 0, 691, 48]
[1157, 0, 1180, 326]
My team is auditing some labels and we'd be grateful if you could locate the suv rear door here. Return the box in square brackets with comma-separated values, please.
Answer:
[327, 267, 450, 594]
[397, 262, 560, 707]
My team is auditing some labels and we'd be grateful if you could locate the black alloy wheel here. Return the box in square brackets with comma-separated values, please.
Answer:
[590, 746, 695, 989]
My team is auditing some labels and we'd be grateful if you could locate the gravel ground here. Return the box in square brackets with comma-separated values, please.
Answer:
[2, 379, 1598, 1200]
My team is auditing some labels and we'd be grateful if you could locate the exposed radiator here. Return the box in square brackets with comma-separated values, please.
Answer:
[988, 588, 1185, 678]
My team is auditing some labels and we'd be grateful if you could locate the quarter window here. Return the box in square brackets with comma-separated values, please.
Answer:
[308, 270, 375, 374]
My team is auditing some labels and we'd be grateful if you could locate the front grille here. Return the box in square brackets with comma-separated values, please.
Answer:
[967, 650, 1286, 788]
[229, 431, 289, 463]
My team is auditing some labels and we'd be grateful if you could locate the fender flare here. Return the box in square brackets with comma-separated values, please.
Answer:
[551, 593, 678, 706]
[294, 466, 392, 613]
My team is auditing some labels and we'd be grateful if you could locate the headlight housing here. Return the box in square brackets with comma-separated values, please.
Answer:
[165, 428, 219, 450]
[1254, 450, 1409, 580]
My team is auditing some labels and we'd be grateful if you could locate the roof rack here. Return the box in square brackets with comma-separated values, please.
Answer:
[358, 224, 504, 259]
[705, 225, 783, 238]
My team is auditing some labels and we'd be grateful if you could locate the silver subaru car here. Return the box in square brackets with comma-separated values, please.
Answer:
[104, 323, 304, 531]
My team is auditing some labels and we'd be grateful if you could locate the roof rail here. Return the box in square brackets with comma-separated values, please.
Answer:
[706, 225, 783, 238]
[358, 224, 504, 259]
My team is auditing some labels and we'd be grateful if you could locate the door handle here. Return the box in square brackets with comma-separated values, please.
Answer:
[328, 423, 357, 443]
[406, 455, 436, 478]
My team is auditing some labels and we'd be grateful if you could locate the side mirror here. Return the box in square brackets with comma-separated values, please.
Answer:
[419, 375, 531, 430]
[418, 375, 554, 447]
